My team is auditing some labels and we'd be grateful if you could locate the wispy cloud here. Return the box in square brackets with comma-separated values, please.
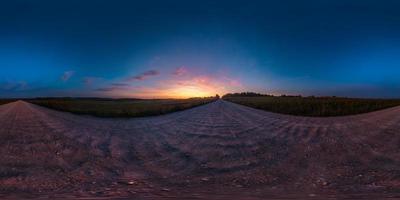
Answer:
[111, 83, 130, 87]
[173, 67, 188, 76]
[222, 76, 243, 87]
[95, 87, 117, 92]
[126, 70, 159, 81]
[61, 71, 75, 82]
[95, 83, 131, 92]
[0, 81, 28, 91]
[83, 77, 102, 85]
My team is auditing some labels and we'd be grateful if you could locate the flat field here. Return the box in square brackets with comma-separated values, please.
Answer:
[223, 96, 400, 116]
[28, 97, 218, 117]
[0, 99, 16, 105]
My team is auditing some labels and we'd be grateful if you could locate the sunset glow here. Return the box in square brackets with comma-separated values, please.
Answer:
[94, 72, 239, 99]
[168, 86, 215, 98]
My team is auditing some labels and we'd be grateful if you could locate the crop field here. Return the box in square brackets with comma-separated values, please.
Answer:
[223, 96, 400, 117]
[28, 97, 218, 117]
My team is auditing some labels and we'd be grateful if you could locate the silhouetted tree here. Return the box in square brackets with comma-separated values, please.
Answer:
[222, 92, 273, 98]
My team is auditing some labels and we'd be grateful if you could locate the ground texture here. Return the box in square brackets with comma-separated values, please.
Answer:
[0, 100, 400, 199]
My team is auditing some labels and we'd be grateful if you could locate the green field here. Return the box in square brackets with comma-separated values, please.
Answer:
[28, 97, 218, 118]
[223, 95, 400, 117]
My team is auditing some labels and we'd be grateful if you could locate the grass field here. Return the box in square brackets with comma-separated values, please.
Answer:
[27, 97, 218, 118]
[223, 96, 400, 117]
[0, 99, 16, 105]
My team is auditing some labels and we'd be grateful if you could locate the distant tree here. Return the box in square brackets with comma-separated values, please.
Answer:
[280, 94, 302, 98]
[222, 92, 273, 98]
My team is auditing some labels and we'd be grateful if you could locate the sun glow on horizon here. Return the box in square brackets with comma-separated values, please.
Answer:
[104, 83, 222, 99]
[167, 86, 217, 98]
[91, 69, 242, 99]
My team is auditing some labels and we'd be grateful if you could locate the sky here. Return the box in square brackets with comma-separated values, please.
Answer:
[1, 0, 400, 98]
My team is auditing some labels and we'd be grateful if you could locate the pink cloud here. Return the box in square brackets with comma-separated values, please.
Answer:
[193, 76, 212, 85]
[173, 67, 188, 76]
[222, 76, 243, 87]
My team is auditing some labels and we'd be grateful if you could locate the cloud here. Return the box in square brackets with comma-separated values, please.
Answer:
[61, 71, 75, 82]
[111, 83, 130, 87]
[95, 83, 131, 92]
[0, 81, 28, 91]
[173, 67, 188, 76]
[126, 70, 159, 81]
[95, 86, 126, 92]
[83, 77, 102, 85]
[222, 76, 243, 87]
[95, 87, 117, 92]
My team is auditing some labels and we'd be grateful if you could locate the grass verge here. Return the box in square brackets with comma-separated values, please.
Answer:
[28, 97, 218, 118]
[0, 99, 17, 105]
[223, 96, 400, 117]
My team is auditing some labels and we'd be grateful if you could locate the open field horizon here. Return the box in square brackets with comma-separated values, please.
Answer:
[2, 93, 400, 118]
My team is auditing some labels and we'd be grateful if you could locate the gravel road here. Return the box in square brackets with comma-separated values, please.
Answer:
[1, 100, 400, 199]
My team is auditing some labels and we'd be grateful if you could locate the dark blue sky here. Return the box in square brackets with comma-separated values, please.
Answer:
[1, 0, 400, 98]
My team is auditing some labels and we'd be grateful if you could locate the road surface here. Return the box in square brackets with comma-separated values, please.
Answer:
[1, 100, 400, 199]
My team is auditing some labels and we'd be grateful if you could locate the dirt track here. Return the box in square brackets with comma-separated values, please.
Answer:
[1, 100, 400, 199]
